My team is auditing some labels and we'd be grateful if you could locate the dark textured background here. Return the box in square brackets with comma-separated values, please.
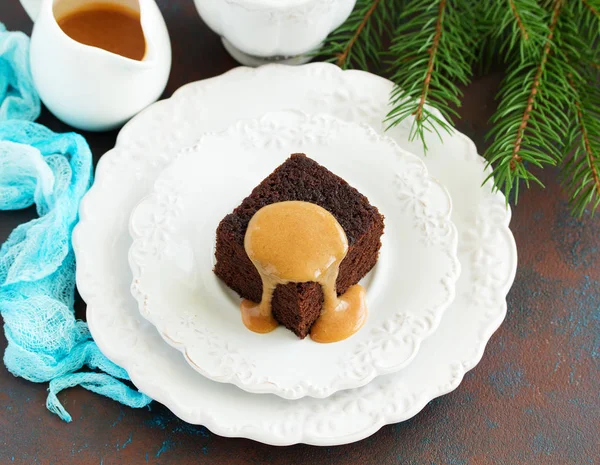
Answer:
[1, 1, 599, 464]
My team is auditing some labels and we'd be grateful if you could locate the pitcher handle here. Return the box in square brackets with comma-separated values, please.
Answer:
[19, 0, 44, 22]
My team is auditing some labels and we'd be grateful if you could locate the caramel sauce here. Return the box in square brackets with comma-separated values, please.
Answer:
[58, 4, 145, 61]
[242, 201, 368, 343]
[309, 284, 368, 343]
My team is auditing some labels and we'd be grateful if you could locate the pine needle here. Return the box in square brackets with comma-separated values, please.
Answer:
[486, 0, 548, 61]
[561, 1, 600, 216]
[319, 0, 398, 71]
[484, 0, 581, 203]
[385, 0, 477, 149]
[563, 73, 600, 216]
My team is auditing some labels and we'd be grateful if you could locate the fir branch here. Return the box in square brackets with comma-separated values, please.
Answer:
[484, 0, 579, 202]
[561, 1, 600, 215]
[564, 74, 600, 216]
[578, 0, 600, 44]
[486, 0, 549, 60]
[385, 0, 477, 148]
[507, 3, 556, 171]
[336, 0, 381, 68]
[582, 0, 599, 18]
[414, 0, 445, 124]
[319, 0, 397, 71]
[319, 0, 600, 215]
[509, 0, 529, 41]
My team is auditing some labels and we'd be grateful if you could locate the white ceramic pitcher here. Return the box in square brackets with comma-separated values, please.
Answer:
[19, 0, 171, 131]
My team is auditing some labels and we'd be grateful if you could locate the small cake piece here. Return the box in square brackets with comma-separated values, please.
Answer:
[214, 154, 384, 338]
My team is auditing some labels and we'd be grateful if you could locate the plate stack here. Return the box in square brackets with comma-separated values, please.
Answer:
[73, 63, 517, 446]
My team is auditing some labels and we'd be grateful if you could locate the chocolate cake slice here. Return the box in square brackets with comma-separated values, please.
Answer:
[214, 154, 384, 338]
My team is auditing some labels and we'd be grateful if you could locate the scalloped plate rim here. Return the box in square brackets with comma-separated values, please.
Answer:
[127, 110, 461, 399]
[73, 63, 518, 446]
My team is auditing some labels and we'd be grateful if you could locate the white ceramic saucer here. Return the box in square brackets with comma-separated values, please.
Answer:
[128, 111, 460, 400]
[73, 64, 517, 446]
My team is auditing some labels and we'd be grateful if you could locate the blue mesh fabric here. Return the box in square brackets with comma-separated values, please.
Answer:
[0, 23, 151, 421]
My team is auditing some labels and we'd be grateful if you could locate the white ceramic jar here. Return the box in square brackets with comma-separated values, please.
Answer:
[20, 0, 171, 132]
[193, 0, 357, 66]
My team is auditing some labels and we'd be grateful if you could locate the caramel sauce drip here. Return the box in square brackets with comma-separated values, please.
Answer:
[58, 4, 146, 61]
[309, 284, 368, 343]
[242, 201, 368, 343]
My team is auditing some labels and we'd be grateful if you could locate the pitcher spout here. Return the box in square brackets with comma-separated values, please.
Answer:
[108, 0, 160, 68]
[28, 0, 172, 131]
[137, 0, 158, 66]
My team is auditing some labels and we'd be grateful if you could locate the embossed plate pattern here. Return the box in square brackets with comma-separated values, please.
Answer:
[73, 64, 517, 446]
[129, 111, 460, 399]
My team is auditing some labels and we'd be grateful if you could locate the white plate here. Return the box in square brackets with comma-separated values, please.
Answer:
[128, 111, 460, 399]
[73, 64, 517, 446]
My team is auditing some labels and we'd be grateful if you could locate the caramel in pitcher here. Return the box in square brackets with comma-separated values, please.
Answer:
[58, 3, 146, 61]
